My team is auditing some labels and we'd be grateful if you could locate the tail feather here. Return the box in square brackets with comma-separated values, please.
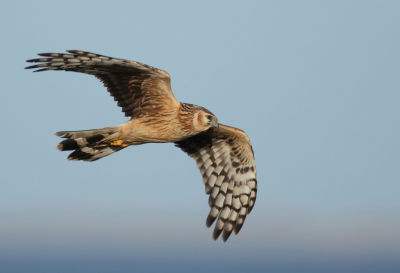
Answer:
[56, 127, 117, 139]
[68, 146, 124, 161]
[55, 127, 125, 161]
[57, 134, 105, 151]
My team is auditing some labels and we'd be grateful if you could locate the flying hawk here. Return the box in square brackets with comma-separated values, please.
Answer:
[26, 50, 257, 242]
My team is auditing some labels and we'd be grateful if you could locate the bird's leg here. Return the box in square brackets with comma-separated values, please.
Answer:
[109, 140, 129, 147]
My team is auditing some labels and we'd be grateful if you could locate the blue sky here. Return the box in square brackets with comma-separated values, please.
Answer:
[1, 1, 399, 272]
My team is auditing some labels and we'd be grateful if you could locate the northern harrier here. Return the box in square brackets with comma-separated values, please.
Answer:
[26, 50, 257, 242]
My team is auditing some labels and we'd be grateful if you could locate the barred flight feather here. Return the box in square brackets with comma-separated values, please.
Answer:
[26, 50, 178, 118]
[175, 124, 257, 242]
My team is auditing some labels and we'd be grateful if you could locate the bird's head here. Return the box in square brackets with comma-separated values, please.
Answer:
[197, 108, 219, 130]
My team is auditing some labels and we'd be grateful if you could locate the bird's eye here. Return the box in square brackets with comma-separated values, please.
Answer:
[206, 115, 212, 120]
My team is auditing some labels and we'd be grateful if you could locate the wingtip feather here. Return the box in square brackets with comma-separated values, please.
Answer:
[221, 234, 229, 242]
[206, 215, 215, 228]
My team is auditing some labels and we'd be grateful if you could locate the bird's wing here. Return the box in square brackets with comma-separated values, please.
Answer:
[175, 124, 257, 242]
[26, 50, 180, 118]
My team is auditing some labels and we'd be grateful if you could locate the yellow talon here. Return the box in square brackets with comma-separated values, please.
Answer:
[110, 140, 128, 147]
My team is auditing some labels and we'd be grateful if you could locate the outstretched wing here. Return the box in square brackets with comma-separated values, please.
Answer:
[175, 124, 257, 242]
[26, 50, 179, 118]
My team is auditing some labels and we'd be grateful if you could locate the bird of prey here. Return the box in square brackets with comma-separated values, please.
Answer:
[26, 50, 257, 242]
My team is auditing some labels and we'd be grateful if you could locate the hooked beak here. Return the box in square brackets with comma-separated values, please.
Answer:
[211, 118, 219, 129]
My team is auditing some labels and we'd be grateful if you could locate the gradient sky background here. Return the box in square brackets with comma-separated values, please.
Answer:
[1, 1, 399, 272]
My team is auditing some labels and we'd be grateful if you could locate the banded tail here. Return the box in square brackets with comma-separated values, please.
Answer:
[56, 127, 126, 161]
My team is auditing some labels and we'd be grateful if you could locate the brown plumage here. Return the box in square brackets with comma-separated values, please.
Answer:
[26, 50, 257, 242]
